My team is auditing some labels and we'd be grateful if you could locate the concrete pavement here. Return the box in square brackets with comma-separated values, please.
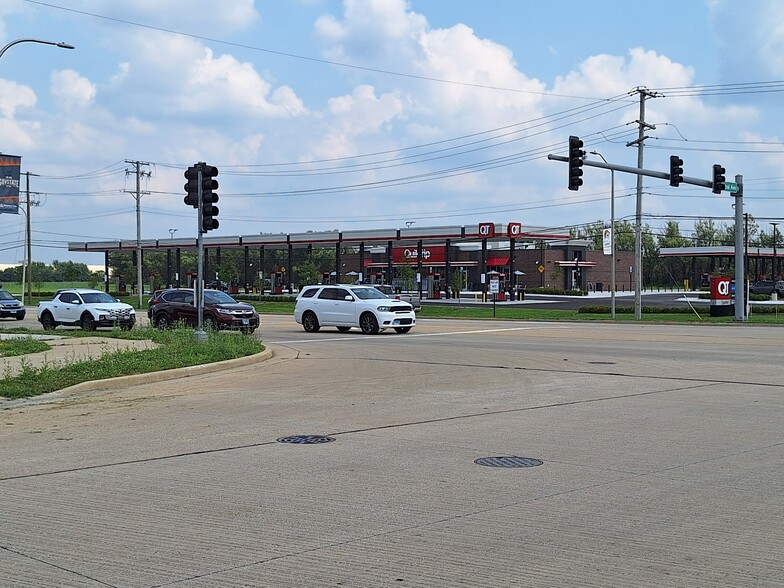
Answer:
[1, 317, 783, 586]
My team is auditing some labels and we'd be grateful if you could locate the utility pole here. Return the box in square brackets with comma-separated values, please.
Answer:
[124, 160, 151, 309]
[626, 87, 660, 320]
[20, 172, 40, 307]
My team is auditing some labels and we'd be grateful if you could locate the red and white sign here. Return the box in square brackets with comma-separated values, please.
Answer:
[479, 222, 495, 238]
[507, 223, 522, 238]
[392, 245, 446, 264]
[710, 276, 732, 305]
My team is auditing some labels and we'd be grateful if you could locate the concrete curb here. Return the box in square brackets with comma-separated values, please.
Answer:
[5, 347, 273, 406]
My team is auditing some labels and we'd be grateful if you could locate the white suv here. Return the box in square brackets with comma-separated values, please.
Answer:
[294, 284, 416, 334]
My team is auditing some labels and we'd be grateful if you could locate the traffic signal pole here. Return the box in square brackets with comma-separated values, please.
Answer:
[196, 163, 206, 340]
[734, 175, 745, 321]
[548, 154, 747, 321]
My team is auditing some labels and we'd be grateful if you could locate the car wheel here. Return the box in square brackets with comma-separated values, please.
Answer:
[336, 326, 351, 332]
[80, 313, 96, 331]
[394, 327, 412, 333]
[240, 327, 256, 335]
[302, 311, 320, 332]
[204, 315, 219, 331]
[16, 313, 25, 321]
[40, 312, 57, 330]
[119, 321, 134, 331]
[359, 312, 379, 335]
[154, 314, 172, 329]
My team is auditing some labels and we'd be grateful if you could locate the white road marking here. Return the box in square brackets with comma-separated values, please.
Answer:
[269, 324, 567, 345]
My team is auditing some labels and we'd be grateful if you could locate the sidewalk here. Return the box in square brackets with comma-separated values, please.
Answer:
[0, 333, 157, 377]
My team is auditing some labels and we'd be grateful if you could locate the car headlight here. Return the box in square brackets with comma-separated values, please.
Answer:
[377, 305, 392, 312]
[216, 308, 232, 315]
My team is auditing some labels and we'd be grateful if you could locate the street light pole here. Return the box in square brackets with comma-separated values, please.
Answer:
[0, 38, 74, 61]
[590, 151, 616, 319]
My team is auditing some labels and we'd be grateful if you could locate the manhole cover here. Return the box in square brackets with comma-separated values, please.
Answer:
[474, 456, 543, 468]
[277, 435, 335, 445]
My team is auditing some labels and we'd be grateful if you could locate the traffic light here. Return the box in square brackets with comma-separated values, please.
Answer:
[184, 165, 199, 208]
[568, 135, 584, 191]
[669, 155, 684, 187]
[712, 164, 726, 194]
[200, 164, 219, 232]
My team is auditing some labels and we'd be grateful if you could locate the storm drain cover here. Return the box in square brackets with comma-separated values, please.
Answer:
[474, 456, 543, 468]
[277, 435, 335, 445]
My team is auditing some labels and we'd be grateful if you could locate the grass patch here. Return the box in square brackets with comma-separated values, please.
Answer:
[1, 326, 264, 400]
[0, 337, 51, 357]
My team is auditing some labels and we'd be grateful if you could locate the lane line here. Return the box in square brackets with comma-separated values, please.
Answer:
[269, 324, 568, 344]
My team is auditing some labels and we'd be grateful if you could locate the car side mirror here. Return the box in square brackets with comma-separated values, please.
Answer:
[344, 295, 354, 301]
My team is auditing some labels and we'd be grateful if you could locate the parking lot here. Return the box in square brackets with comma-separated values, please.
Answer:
[2, 316, 783, 586]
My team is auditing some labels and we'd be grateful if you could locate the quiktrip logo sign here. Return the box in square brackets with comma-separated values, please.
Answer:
[507, 223, 522, 238]
[710, 276, 732, 305]
[0, 154, 21, 215]
[392, 246, 446, 264]
[479, 223, 495, 238]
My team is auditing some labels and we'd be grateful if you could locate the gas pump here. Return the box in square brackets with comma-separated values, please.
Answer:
[273, 272, 284, 294]
[431, 273, 442, 299]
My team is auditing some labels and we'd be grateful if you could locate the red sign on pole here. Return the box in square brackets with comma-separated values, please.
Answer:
[507, 223, 522, 238]
[479, 222, 495, 238]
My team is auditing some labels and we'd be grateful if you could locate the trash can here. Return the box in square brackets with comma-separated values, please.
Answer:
[596, 282, 603, 293]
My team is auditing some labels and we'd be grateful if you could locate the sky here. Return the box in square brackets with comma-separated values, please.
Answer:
[1, 0, 784, 266]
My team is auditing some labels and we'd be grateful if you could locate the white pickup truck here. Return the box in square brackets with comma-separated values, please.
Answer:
[37, 288, 136, 331]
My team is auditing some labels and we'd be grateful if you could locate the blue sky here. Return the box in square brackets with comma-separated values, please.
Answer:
[1, 0, 783, 265]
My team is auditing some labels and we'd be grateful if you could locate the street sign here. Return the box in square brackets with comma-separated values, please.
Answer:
[489, 278, 500, 294]
[538, 265, 545, 273]
[723, 181, 739, 193]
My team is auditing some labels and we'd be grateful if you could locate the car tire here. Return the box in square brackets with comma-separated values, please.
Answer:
[394, 327, 412, 333]
[80, 313, 96, 331]
[336, 326, 351, 332]
[119, 321, 134, 331]
[154, 314, 172, 329]
[302, 311, 320, 332]
[204, 315, 219, 331]
[359, 312, 379, 335]
[40, 312, 57, 330]
[16, 313, 25, 320]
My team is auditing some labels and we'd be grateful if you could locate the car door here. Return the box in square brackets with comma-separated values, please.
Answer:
[58, 292, 82, 323]
[315, 287, 339, 323]
[331, 287, 356, 325]
[172, 291, 197, 325]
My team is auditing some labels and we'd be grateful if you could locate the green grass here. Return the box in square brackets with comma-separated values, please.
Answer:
[1, 326, 264, 400]
[0, 337, 51, 357]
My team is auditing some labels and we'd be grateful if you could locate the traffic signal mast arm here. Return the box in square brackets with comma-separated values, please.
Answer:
[547, 154, 720, 191]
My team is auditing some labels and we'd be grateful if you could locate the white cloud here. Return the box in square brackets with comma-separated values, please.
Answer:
[50, 69, 96, 109]
[0, 78, 36, 117]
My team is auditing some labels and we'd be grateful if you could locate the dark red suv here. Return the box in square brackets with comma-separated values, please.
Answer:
[147, 288, 259, 334]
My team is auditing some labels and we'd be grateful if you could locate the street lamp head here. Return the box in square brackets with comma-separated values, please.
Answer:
[56, 42, 76, 50]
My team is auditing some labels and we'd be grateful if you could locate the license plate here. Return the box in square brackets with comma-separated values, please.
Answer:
[242, 318, 249, 325]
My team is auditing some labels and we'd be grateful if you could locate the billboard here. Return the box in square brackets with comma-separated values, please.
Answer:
[0, 154, 21, 215]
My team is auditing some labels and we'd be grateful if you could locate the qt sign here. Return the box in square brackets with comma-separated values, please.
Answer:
[710, 276, 732, 305]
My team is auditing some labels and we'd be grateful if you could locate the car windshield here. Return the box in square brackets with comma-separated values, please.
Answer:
[0, 290, 16, 301]
[204, 291, 237, 304]
[351, 287, 389, 300]
[80, 292, 119, 304]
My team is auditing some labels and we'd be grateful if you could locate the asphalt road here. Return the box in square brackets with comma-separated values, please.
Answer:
[2, 316, 783, 586]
